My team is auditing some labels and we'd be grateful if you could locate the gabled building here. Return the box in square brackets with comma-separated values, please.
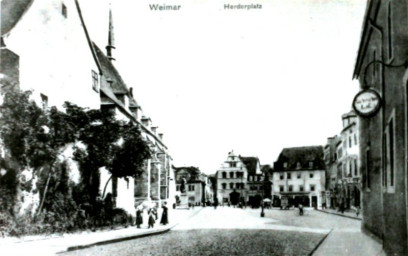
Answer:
[324, 135, 341, 209]
[353, 1, 408, 254]
[173, 166, 213, 206]
[273, 146, 325, 209]
[216, 151, 264, 207]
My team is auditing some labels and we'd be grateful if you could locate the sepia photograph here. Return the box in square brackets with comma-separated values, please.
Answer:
[0, 0, 405, 255]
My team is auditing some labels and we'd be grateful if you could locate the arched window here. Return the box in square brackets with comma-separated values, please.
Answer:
[230, 172, 234, 178]
[222, 172, 227, 178]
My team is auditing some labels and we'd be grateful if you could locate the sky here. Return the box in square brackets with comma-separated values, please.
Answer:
[79, 0, 367, 174]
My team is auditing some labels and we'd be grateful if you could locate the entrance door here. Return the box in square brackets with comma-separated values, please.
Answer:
[312, 196, 318, 208]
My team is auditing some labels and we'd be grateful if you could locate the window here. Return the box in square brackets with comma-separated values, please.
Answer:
[299, 185, 304, 192]
[230, 172, 234, 179]
[222, 172, 226, 179]
[222, 183, 226, 189]
[309, 162, 313, 168]
[349, 136, 352, 148]
[40, 93, 48, 109]
[354, 159, 358, 176]
[92, 70, 99, 92]
[354, 134, 358, 145]
[112, 176, 118, 197]
[287, 173, 291, 179]
[296, 162, 301, 169]
[309, 172, 314, 178]
[280, 174, 284, 180]
[61, 3, 67, 18]
[230, 162, 236, 167]
[283, 162, 288, 168]
[176, 185, 180, 191]
[310, 185, 315, 191]
[387, 1, 393, 60]
[288, 185, 293, 192]
[365, 148, 371, 189]
[297, 173, 301, 179]
[229, 183, 234, 189]
[385, 116, 395, 192]
[279, 186, 284, 192]
[188, 185, 195, 191]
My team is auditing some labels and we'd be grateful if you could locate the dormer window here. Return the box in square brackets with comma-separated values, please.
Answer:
[62, 3, 67, 18]
[296, 162, 301, 169]
[92, 70, 99, 92]
[309, 162, 313, 168]
[283, 162, 288, 168]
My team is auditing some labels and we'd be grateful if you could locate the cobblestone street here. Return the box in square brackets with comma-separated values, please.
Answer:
[62, 207, 363, 256]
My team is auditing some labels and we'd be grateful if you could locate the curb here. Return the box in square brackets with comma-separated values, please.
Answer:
[308, 228, 333, 256]
[59, 207, 203, 254]
[62, 228, 171, 253]
[315, 209, 362, 220]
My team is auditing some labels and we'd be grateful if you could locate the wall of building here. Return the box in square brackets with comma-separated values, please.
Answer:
[354, 1, 408, 254]
[3, 0, 101, 109]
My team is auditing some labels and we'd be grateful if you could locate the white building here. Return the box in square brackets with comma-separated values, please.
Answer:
[216, 151, 264, 206]
[272, 146, 326, 209]
[1, 0, 101, 109]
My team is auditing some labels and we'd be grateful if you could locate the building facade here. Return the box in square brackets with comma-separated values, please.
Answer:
[216, 151, 264, 207]
[174, 166, 213, 206]
[273, 146, 326, 209]
[353, 1, 408, 254]
[0, 0, 175, 217]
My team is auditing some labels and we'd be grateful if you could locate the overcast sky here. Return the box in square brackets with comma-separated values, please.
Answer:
[80, 0, 366, 174]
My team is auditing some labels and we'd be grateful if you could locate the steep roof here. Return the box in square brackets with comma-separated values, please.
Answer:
[93, 43, 129, 94]
[274, 146, 325, 171]
[239, 156, 259, 175]
[1, 0, 34, 36]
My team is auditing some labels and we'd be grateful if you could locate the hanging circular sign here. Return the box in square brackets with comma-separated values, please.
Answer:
[352, 89, 382, 117]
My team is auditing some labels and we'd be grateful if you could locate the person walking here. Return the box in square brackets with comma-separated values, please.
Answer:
[148, 208, 155, 228]
[135, 206, 143, 228]
[160, 202, 169, 225]
[299, 204, 304, 216]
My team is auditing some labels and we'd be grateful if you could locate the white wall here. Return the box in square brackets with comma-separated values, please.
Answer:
[4, 0, 101, 109]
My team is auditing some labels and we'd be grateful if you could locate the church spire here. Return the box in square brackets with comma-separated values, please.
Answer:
[106, 6, 115, 61]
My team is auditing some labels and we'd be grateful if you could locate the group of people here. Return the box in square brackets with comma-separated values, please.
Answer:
[135, 202, 169, 229]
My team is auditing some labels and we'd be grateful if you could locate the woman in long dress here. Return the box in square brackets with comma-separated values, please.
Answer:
[135, 207, 143, 228]
[148, 208, 155, 228]
[160, 202, 169, 225]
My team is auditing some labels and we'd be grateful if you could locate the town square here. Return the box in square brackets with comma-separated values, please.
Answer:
[0, 0, 408, 255]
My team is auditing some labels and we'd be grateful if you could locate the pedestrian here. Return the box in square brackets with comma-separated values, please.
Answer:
[299, 204, 304, 216]
[135, 206, 143, 228]
[356, 206, 360, 217]
[153, 206, 158, 220]
[160, 202, 169, 225]
[214, 198, 218, 209]
[148, 208, 155, 228]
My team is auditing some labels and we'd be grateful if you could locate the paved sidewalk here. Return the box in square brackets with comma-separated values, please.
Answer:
[312, 228, 386, 256]
[0, 207, 202, 256]
[316, 208, 362, 220]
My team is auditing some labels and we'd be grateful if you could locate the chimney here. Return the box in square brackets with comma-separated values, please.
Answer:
[159, 133, 163, 140]
[106, 7, 115, 61]
[151, 126, 158, 135]
[141, 116, 151, 128]
[129, 87, 133, 97]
